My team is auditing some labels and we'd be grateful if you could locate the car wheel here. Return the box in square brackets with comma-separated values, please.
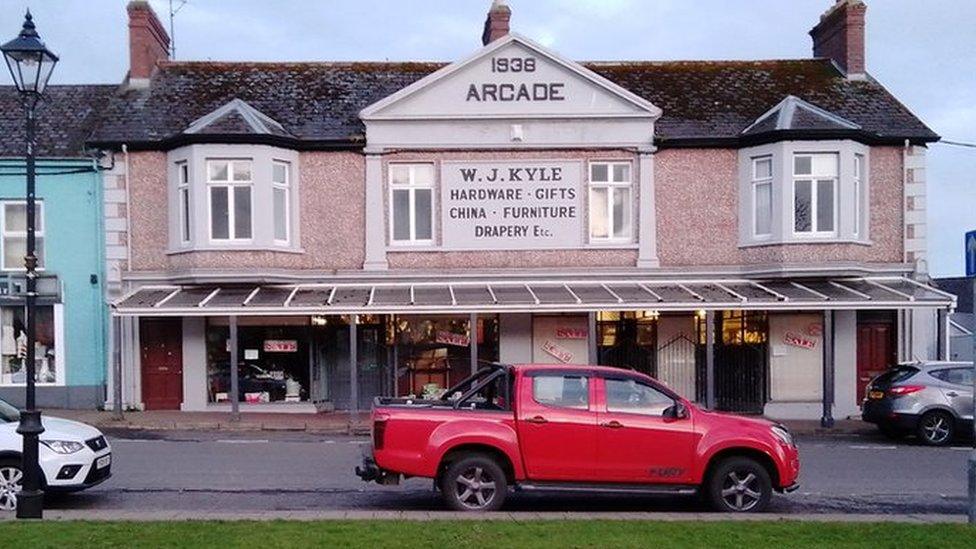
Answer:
[877, 424, 904, 440]
[917, 411, 954, 446]
[707, 457, 772, 513]
[0, 459, 23, 512]
[439, 454, 507, 512]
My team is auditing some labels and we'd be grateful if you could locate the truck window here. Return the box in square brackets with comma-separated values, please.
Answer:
[605, 378, 674, 416]
[457, 370, 512, 411]
[532, 375, 588, 410]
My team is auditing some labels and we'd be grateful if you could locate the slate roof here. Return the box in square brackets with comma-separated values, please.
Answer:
[82, 57, 938, 150]
[0, 85, 117, 157]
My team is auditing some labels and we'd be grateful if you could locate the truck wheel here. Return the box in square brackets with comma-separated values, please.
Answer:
[916, 410, 954, 446]
[707, 457, 772, 513]
[439, 454, 507, 512]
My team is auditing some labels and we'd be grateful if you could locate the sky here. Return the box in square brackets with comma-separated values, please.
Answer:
[2, 0, 974, 277]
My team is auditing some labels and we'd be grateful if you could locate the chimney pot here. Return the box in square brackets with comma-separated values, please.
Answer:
[127, 0, 170, 85]
[810, 0, 867, 78]
[482, 0, 511, 46]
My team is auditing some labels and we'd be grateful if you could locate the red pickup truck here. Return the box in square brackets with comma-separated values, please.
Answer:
[356, 363, 799, 512]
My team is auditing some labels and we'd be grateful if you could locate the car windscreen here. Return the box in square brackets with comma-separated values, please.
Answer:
[873, 366, 919, 386]
[0, 399, 19, 423]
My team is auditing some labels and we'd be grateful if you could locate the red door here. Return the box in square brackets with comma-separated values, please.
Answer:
[141, 318, 183, 410]
[856, 322, 896, 400]
[516, 371, 599, 481]
[594, 376, 696, 484]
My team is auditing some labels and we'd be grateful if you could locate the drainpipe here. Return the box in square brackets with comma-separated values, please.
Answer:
[900, 140, 911, 361]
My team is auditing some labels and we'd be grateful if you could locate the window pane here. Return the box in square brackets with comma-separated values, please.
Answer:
[754, 158, 772, 180]
[390, 166, 410, 186]
[794, 155, 812, 176]
[413, 165, 434, 187]
[210, 186, 229, 240]
[589, 187, 609, 238]
[532, 375, 588, 409]
[179, 163, 188, 184]
[590, 163, 609, 183]
[34, 238, 44, 269]
[816, 179, 834, 232]
[853, 179, 860, 235]
[0, 305, 56, 384]
[208, 161, 229, 181]
[794, 180, 812, 232]
[755, 181, 772, 235]
[180, 188, 190, 241]
[273, 187, 288, 241]
[233, 186, 252, 239]
[854, 155, 863, 179]
[232, 161, 252, 182]
[3, 203, 38, 232]
[272, 163, 288, 185]
[612, 163, 630, 183]
[612, 188, 631, 238]
[392, 189, 411, 241]
[414, 189, 433, 240]
[812, 154, 838, 177]
[605, 378, 673, 416]
[3, 236, 24, 269]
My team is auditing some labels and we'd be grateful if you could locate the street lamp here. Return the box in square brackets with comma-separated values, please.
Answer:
[1, 9, 58, 520]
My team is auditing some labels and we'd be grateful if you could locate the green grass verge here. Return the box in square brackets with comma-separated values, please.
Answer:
[0, 520, 970, 548]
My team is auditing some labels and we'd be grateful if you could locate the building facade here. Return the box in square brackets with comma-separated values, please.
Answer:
[94, 0, 952, 420]
[0, 86, 114, 409]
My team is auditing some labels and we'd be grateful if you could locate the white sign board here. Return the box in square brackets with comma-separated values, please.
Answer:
[440, 160, 582, 250]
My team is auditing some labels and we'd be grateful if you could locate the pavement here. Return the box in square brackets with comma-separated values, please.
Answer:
[42, 407, 875, 437]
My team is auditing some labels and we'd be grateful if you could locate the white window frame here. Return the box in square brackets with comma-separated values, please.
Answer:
[177, 161, 191, 244]
[1, 200, 45, 271]
[388, 163, 434, 245]
[791, 153, 838, 237]
[206, 159, 254, 243]
[751, 156, 773, 238]
[853, 154, 863, 237]
[0, 303, 65, 387]
[588, 161, 634, 243]
[272, 160, 291, 245]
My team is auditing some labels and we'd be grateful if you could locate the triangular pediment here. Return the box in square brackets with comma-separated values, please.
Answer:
[361, 34, 661, 121]
[184, 98, 291, 136]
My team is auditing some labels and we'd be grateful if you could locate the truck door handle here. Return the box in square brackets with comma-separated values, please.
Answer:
[600, 421, 623, 429]
[525, 416, 548, 425]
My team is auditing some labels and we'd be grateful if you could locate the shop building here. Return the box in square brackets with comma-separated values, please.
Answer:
[94, 1, 953, 420]
[0, 85, 114, 408]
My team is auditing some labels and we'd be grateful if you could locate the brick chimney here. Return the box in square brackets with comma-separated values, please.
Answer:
[482, 0, 511, 45]
[810, 0, 867, 78]
[127, 0, 170, 86]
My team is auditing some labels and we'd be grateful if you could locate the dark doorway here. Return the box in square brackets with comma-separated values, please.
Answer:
[856, 311, 897, 399]
[696, 311, 769, 414]
[140, 318, 183, 410]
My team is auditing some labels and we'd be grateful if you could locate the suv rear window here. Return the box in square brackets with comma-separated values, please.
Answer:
[873, 366, 919, 385]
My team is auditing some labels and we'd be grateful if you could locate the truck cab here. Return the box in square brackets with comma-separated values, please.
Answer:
[356, 363, 799, 512]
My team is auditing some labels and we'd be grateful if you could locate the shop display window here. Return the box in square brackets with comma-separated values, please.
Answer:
[596, 311, 657, 375]
[0, 305, 57, 385]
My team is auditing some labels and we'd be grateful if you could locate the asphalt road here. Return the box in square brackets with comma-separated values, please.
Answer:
[37, 429, 973, 516]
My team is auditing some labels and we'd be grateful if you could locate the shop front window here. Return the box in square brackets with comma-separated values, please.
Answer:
[206, 318, 310, 404]
[0, 305, 57, 385]
[597, 311, 657, 376]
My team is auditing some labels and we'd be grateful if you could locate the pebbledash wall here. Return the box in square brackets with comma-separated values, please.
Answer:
[0, 160, 108, 409]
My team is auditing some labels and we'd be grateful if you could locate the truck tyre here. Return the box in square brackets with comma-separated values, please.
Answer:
[707, 457, 772, 513]
[439, 454, 507, 512]
[916, 410, 954, 446]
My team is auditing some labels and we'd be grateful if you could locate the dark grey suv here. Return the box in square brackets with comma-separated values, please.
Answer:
[862, 361, 974, 446]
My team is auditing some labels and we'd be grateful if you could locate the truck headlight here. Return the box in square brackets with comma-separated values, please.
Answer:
[40, 440, 85, 454]
[770, 425, 795, 447]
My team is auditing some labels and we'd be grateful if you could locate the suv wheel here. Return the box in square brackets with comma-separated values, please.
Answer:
[707, 457, 772, 513]
[0, 459, 23, 512]
[917, 410, 954, 446]
[439, 454, 507, 512]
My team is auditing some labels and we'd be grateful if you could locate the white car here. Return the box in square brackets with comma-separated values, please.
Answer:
[0, 398, 112, 511]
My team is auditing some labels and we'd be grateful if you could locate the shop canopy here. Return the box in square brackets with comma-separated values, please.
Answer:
[112, 275, 954, 317]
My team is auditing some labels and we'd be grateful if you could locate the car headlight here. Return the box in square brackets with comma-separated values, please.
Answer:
[40, 440, 85, 454]
[770, 425, 795, 447]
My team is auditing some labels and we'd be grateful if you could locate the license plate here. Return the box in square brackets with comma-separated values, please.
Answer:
[869, 390, 884, 399]
[95, 455, 111, 470]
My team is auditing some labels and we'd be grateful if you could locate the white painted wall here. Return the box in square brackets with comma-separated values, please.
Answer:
[499, 313, 532, 364]
[181, 317, 208, 411]
[833, 310, 859, 419]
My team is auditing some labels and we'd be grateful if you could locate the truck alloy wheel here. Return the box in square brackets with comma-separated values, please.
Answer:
[708, 457, 772, 513]
[0, 462, 23, 512]
[440, 454, 507, 512]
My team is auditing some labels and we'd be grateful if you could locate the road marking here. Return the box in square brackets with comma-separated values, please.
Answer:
[324, 440, 336, 444]
[348, 440, 369, 445]
[216, 439, 269, 444]
[952, 447, 972, 451]
[849, 444, 897, 450]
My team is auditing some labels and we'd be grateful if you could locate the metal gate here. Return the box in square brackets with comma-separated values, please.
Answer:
[710, 344, 767, 413]
[656, 334, 698, 401]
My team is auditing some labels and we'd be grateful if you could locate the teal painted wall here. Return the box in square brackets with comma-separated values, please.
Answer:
[0, 159, 106, 401]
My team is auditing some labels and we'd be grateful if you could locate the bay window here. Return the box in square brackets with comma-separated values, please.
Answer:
[853, 154, 863, 237]
[792, 153, 837, 236]
[1, 201, 44, 271]
[208, 159, 253, 242]
[752, 157, 773, 237]
[178, 162, 190, 243]
[390, 164, 434, 244]
[589, 162, 633, 242]
[272, 161, 291, 244]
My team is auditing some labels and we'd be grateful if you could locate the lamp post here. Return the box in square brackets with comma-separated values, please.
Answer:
[2, 9, 58, 520]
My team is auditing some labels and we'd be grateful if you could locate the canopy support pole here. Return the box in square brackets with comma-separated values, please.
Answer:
[705, 310, 716, 409]
[470, 313, 479, 376]
[821, 310, 835, 428]
[229, 316, 240, 422]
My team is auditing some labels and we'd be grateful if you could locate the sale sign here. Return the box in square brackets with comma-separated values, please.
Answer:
[435, 331, 470, 347]
[263, 340, 298, 353]
[783, 332, 817, 350]
[555, 328, 588, 340]
[541, 340, 574, 363]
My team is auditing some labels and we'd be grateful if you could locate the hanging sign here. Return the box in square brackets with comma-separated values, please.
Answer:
[783, 332, 817, 350]
[435, 331, 470, 347]
[541, 340, 575, 363]
[263, 340, 298, 353]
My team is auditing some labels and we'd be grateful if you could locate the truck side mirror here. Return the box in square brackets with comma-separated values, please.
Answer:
[664, 401, 688, 420]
